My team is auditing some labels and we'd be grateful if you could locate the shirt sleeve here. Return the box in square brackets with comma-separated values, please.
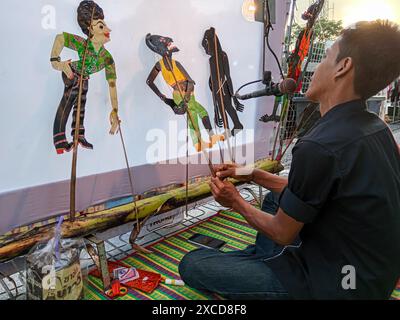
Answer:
[63, 32, 85, 51]
[104, 54, 117, 80]
[279, 140, 341, 223]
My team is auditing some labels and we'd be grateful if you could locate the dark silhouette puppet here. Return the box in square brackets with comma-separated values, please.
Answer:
[202, 27, 244, 136]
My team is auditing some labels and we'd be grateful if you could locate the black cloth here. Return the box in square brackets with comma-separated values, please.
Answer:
[265, 99, 400, 299]
[53, 72, 89, 147]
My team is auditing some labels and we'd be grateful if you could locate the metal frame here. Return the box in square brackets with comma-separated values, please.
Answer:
[86, 235, 111, 291]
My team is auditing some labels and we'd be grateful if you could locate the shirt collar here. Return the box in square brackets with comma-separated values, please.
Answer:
[319, 99, 367, 123]
[88, 40, 103, 55]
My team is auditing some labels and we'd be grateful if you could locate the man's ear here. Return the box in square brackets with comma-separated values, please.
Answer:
[334, 57, 353, 80]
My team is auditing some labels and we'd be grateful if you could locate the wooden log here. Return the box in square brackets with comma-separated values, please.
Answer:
[0, 159, 283, 262]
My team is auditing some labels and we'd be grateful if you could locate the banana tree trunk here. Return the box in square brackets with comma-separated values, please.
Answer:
[0, 159, 283, 262]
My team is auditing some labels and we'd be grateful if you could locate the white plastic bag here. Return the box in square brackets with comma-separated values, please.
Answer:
[25, 217, 87, 300]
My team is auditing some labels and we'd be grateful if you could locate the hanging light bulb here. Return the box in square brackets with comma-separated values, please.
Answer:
[242, 0, 258, 22]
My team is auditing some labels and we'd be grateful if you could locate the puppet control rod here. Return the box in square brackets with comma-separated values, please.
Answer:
[69, 5, 139, 225]
[163, 55, 216, 177]
[69, 7, 96, 222]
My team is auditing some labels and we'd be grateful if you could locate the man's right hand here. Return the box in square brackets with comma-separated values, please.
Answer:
[214, 163, 255, 183]
[52, 59, 74, 79]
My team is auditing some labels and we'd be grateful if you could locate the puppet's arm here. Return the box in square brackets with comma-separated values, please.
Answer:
[146, 64, 166, 101]
[222, 52, 243, 112]
[50, 34, 74, 79]
[146, 63, 176, 110]
[108, 79, 120, 134]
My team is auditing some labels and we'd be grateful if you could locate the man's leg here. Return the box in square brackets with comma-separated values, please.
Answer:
[187, 106, 202, 151]
[173, 93, 203, 150]
[179, 248, 290, 300]
[179, 192, 298, 299]
[192, 98, 224, 146]
[53, 73, 78, 154]
[71, 78, 92, 149]
[222, 93, 243, 136]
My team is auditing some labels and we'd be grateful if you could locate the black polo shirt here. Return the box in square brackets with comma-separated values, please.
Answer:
[265, 99, 400, 299]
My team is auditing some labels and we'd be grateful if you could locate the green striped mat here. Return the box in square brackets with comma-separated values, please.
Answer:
[85, 210, 257, 300]
[84, 209, 400, 300]
[392, 281, 400, 300]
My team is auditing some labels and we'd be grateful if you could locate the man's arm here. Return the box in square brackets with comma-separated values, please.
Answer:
[216, 164, 288, 194]
[108, 79, 118, 111]
[210, 177, 302, 246]
[108, 78, 119, 134]
[221, 52, 243, 111]
[212, 140, 340, 245]
[252, 169, 288, 194]
[50, 33, 74, 79]
[233, 197, 303, 246]
[146, 63, 166, 101]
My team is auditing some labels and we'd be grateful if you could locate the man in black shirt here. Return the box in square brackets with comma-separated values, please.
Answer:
[179, 20, 400, 299]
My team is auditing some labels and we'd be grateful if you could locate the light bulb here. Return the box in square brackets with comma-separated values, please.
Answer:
[242, 0, 257, 22]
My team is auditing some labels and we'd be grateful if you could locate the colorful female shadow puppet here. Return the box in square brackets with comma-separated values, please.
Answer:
[50, 0, 120, 154]
[202, 27, 244, 137]
[145, 34, 224, 152]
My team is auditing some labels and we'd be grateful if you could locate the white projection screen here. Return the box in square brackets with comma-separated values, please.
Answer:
[0, 0, 290, 235]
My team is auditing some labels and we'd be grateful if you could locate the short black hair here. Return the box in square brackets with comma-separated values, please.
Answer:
[336, 20, 400, 100]
[77, 1, 104, 37]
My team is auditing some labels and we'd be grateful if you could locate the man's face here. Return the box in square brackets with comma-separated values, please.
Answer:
[90, 19, 111, 44]
[305, 39, 341, 102]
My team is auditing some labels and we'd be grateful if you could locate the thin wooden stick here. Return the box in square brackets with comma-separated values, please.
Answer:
[117, 124, 140, 232]
[277, 102, 319, 161]
[69, 7, 95, 222]
[213, 33, 234, 162]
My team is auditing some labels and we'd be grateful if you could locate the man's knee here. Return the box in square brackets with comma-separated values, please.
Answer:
[261, 191, 279, 214]
[179, 249, 212, 287]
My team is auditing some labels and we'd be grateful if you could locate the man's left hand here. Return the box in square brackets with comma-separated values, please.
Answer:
[109, 109, 121, 134]
[209, 177, 243, 208]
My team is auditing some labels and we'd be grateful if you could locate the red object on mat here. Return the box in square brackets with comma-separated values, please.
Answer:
[90, 261, 126, 278]
[124, 269, 162, 294]
[105, 280, 128, 299]
[90, 261, 162, 294]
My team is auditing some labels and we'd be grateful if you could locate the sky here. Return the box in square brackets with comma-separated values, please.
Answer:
[295, 0, 400, 27]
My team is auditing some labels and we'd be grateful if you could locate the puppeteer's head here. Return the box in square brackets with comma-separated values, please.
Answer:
[306, 20, 400, 103]
[145, 34, 179, 57]
[77, 1, 111, 44]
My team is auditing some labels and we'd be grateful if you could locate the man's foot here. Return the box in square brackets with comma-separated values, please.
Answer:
[231, 124, 244, 136]
[210, 134, 225, 146]
[55, 141, 73, 155]
[77, 136, 93, 150]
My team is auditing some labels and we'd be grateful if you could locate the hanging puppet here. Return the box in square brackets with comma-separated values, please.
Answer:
[202, 27, 244, 137]
[50, 0, 120, 154]
[260, 0, 325, 125]
[145, 34, 224, 152]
